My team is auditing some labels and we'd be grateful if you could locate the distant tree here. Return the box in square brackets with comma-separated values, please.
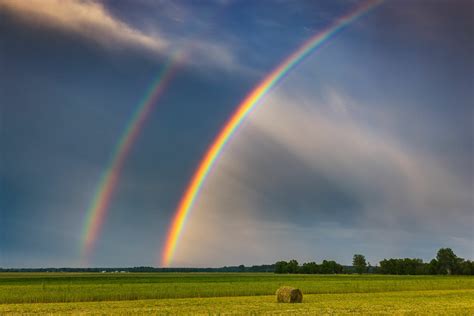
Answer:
[319, 260, 343, 274]
[353, 254, 367, 274]
[275, 261, 288, 274]
[379, 258, 426, 275]
[414, 260, 429, 275]
[436, 248, 458, 275]
[272, 247, 472, 276]
[332, 261, 344, 274]
[460, 260, 474, 275]
[379, 259, 392, 274]
[274, 259, 344, 274]
[404, 258, 424, 275]
[301, 262, 319, 274]
[376, 248, 474, 276]
[320, 260, 331, 274]
[287, 260, 299, 274]
[371, 265, 381, 274]
[427, 259, 439, 275]
[238, 265, 245, 272]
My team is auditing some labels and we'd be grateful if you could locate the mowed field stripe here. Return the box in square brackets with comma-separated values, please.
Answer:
[1, 290, 473, 314]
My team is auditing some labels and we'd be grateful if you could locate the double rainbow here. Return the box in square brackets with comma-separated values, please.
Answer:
[81, 54, 183, 262]
[161, 0, 383, 267]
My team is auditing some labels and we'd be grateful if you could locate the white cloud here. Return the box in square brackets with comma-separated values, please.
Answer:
[0, 0, 258, 75]
[0, 0, 168, 53]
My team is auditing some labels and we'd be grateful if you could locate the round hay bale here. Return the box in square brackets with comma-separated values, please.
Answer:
[276, 286, 303, 303]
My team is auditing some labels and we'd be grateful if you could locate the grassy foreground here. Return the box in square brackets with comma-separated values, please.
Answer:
[2, 290, 474, 315]
[0, 273, 473, 314]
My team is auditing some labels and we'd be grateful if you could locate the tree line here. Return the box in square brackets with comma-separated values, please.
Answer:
[275, 259, 345, 274]
[379, 248, 474, 275]
[274, 248, 474, 275]
[1, 248, 471, 275]
[0, 265, 276, 273]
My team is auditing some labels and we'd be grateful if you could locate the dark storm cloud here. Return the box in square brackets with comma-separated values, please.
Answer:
[379, 0, 473, 46]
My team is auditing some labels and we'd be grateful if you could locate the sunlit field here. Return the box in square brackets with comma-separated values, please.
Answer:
[1, 273, 473, 314]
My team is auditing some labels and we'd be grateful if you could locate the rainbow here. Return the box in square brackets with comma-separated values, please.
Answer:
[81, 53, 183, 262]
[161, 0, 383, 267]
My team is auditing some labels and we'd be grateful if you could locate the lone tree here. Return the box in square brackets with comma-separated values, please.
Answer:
[353, 254, 367, 274]
[436, 248, 458, 275]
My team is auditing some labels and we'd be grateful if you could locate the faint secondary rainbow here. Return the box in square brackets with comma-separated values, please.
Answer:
[81, 53, 184, 262]
[161, 0, 383, 266]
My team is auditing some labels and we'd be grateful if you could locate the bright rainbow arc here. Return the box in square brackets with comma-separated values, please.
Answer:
[161, 0, 383, 267]
[81, 54, 183, 262]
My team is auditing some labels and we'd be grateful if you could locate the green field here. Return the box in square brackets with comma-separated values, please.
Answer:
[1, 273, 473, 314]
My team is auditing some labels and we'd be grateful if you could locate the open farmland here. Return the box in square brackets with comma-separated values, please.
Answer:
[0, 273, 473, 314]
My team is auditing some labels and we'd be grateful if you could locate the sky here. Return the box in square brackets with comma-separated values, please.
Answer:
[0, 0, 472, 268]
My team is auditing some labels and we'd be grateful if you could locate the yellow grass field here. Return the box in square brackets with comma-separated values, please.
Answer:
[1, 273, 473, 315]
